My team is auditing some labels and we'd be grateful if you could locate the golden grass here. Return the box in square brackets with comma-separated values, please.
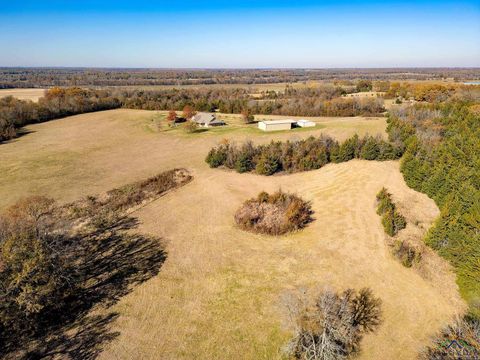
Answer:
[0, 88, 45, 102]
[0, 108, 465, 359]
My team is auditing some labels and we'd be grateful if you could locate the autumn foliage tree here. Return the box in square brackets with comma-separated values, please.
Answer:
[182, 105, 196, 120]
[167, 110, 177, 126]
[241, 108, 255, 123]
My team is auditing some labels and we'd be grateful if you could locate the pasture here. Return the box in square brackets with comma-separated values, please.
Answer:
[0, 109, 464, 359]
[0, 88, 45, 101]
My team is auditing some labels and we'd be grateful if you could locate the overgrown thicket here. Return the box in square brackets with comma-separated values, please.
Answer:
[234, 191, 313, 235]
[386, 103, 480, 318]
[0, 169, 191, 357]
[421, 316, 480, 359]
[0, 87, 120, 142]
[206, 134, 402, 175]
[375, 188, 407, 237]
[285, 288, 382, 360]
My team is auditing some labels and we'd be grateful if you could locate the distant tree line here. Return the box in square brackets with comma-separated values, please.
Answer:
[1, 68, 479, 88]
[386, 102, 480, 319]
[205, 134, 402, 175]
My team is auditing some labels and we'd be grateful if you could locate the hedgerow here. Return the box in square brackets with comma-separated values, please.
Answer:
[206, 134, 401, 175]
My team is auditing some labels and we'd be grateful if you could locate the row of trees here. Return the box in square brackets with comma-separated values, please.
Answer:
[386, 102, 480, 319]
[206, 134, 402, 175]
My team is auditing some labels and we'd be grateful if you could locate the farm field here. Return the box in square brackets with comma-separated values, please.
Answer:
[0, 88, 45, 101]
[0, 109, 465, 359]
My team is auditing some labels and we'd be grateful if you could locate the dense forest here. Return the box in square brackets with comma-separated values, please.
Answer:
[386, 103, 480, 319]
[1, 68, 479, 88]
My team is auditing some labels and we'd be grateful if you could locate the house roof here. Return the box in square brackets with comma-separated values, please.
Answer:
[193, 112, 216, 124]
[259, 120, 296, 125]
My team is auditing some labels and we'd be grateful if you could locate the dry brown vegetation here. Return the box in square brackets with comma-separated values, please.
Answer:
[234, 190, 313, 235]
[0, 168, 192, 359]
[0, 109, 466, 359]
[284, 287, 382, 360]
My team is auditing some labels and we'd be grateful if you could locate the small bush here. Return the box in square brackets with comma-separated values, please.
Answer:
[392, 240, 422, 267]
[184, 121, 198, 133]
[376, 188, 406, 236]
[205, 143, 230, 168]
[234, 190, 313, 235]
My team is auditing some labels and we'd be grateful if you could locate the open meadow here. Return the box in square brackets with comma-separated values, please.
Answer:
[0, 88, 45, 102]
[0, 108, 465, 359]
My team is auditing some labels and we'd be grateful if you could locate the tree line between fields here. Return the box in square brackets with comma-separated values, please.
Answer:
[206, 134, 403, 175]
[2, 82, 479, 143]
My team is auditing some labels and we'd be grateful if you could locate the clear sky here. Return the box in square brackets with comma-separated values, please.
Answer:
[0, 0, 479, 68]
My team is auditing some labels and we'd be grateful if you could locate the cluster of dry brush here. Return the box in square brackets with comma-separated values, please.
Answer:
[234, 190, 313, 235]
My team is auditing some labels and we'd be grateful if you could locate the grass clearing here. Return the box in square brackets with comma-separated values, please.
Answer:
[0, 108, 465, 359]
[0, 88, 45, 101]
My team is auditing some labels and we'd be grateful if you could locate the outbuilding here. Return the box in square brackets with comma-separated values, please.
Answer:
[296, 119, 316, 128]
[258, 120, 296, 131]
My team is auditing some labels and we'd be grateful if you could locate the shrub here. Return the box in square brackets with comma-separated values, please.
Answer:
[286, 287, 382, 360]
[392, 240, 422, 267]
[359, 136, 380, 160]
[184, 121, 198, 133]
[234, 141, 257, 173]
[376, 188, 407, 236]
[234, 190, 313, 235]
[255, 147, 281, 175]
[205, 143, 230, 168]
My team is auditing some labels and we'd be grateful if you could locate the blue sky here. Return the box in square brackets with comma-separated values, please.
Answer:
[0, 0, 479, 68]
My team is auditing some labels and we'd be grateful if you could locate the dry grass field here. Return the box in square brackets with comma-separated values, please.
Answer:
[0, 109, 465, 359]
[0, 88, 45, 101]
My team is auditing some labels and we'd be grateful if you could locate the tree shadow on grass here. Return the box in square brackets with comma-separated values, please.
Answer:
[2, 216, 167, 360]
